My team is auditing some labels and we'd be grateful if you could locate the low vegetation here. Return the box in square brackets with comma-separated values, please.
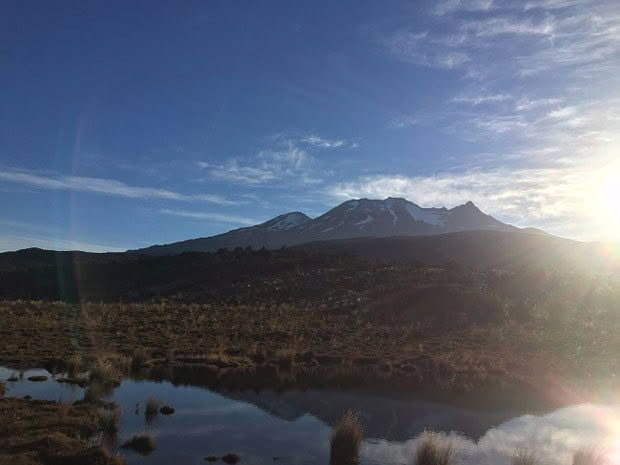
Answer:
[0, 397, 125, 465]
[414, 432, 453, 465]
[330, 410, 363, 465]
[145, 396, 160, 416]
[1, 248, 619, 392]
[121, 433, 156, 455]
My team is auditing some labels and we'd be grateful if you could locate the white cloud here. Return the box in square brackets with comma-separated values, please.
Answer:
[159, 209, 260, 226]
[434, 0, 494, 15]
[301, 135, 345, 149]
[547, 106, 577, 119]
[324, 159, 616, 240]
[515, 97, 563, 111]
[0, 169, 243, 205]
[451, 94, 512, 105]
[460, 17, 555, 37]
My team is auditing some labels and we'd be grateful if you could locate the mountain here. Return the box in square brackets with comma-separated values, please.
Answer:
[135, 197, 524, 255]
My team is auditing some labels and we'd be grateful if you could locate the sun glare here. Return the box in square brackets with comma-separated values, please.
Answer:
[589, 164, 620, 241]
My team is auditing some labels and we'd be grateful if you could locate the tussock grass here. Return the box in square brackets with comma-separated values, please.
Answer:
[573, 448, 607, 465]
[414, 432, 453, 465]
[145, 396, 160, 416]
[90, 357, 120, 384]
[0, 382, 5, 397]
[512, 448, 537, 465]
[98, 408, 121, 434]
[121, 433, 156, 455]
[330, 410, 363, 465]
[65, 354, 82, 375]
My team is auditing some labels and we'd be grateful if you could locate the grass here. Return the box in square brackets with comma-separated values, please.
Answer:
[414, 432, 453, 465]
[98, 408, 121, 434]
[131, 348, 148, 370]
[330, 410, 363, 465]
[89, 357, 121, 385]
[2, 255, 620, 393]
[27, 375, 47, 382]
[512, 449, 537, 465]
[65, 354, 82, 375]
[121, 433, 156, 455]
[145, 396, 160, 416]
[573, 448, 607, 465]
[0, 397, 126, 465]
[0, 382, 4, 397]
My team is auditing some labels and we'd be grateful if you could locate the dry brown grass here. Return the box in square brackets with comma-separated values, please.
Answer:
[1, 298, 619, 392]
[330, 410, 363, 465]
[414, 432, 453, 465]
[0, 397, 125, 465]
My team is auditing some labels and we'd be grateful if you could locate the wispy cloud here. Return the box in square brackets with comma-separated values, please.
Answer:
[0, 169, 243, 205]
[199, 133, 351, 186]
[385, 31, 470, 69]
[301, 135, 345, 148]
[159, 209, 260, 226]
[434, 0, 494, 16]
[451, 94, 511, 105]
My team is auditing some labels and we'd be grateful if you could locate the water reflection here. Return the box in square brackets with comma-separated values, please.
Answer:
[2, 366, 618, 465]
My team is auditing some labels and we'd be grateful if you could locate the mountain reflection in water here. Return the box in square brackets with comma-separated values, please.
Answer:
[1, 365, 618, 465]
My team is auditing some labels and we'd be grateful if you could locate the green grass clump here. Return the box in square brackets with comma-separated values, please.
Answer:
[121, 433, 156, 455]
[330, 410, 362, 465]
[414, 432, 453, 465]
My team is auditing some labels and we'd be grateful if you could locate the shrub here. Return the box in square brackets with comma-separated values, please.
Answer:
[330, 410, 362, 465]
[414, 432, 453, 465]
[121, 433, 156, 455]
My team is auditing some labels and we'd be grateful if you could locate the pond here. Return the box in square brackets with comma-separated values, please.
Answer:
[2, 366, 619, 465]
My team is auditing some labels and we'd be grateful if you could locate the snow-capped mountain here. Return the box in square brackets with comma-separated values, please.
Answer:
[136, 197, 522, 255]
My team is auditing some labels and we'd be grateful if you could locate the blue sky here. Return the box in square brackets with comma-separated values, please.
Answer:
[2, 0, 620, 251]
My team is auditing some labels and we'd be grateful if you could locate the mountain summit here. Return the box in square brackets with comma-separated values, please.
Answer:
[135, 197, 524, 255]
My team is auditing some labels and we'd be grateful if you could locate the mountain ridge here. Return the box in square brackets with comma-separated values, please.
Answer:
[134, 197, 534, 255]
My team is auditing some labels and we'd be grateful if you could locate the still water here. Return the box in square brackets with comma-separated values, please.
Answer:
[1, 366, 618, 465]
